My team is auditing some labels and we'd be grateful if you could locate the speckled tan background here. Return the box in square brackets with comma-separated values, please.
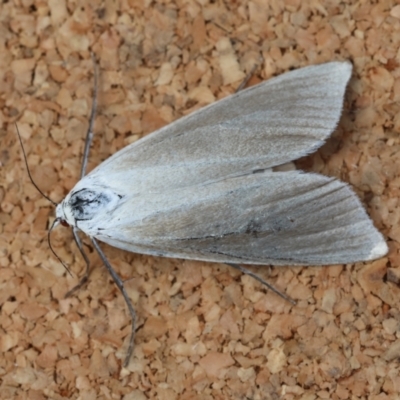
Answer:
[1, 1, 400, 399]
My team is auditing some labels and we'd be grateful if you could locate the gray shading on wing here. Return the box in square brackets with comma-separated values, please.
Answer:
[86, 62, 353, 195]
[93, 171, 387, 265]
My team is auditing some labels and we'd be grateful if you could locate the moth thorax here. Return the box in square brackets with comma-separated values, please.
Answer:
[67, 187, 122, 222]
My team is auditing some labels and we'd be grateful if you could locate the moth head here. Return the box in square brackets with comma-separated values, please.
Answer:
[56, 187, 123, 228]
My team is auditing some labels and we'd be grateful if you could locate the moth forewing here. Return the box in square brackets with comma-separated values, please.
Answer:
[73, 61, 355, 198]
[62, 171, 387, 264]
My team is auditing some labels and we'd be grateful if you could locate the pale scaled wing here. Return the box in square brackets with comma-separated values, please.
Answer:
[92, 171, 387, 265]
[72, 61, 388, 263]
[84, 62, 353, 195]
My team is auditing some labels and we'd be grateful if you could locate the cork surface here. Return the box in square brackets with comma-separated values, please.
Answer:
[1, 1, 400, 399]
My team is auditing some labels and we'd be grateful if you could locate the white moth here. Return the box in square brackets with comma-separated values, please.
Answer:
[51, 61, 387, 365]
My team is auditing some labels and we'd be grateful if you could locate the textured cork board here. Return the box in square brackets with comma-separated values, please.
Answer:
[1, 1, 400, 399]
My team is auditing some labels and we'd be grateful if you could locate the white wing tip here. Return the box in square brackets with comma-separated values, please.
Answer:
[367, 239, 389, 260]
[339, 60, 353, 76]
[329, 60, 352, 81]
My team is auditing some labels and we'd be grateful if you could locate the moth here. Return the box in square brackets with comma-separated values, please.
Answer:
[27, 61, 388, 366]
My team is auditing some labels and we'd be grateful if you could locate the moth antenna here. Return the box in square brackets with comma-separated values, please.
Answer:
[91, 237, 137, 367]
[80, 52, 98, 179]
[16, 124, 74, 277]
[65, 227, 91, 298]
[15, 123, 57, 207]
[48, 218, 72, 276]
[226, 263, 296, 305]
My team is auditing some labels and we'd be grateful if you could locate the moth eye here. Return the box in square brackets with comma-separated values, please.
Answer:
[60, 219, 69, 227]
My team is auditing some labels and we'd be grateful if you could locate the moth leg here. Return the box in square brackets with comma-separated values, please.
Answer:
[65, 227, 91, 298]
[80, 52, 98, 179]
[66, 55, 99, 297]
[235, 60, 260, 92]
[91, 237, 137, 368]
[225, 263, 296, 305]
